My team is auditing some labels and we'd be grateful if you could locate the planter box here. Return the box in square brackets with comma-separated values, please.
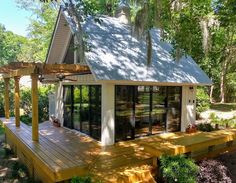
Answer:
[186, 128, 197, 134]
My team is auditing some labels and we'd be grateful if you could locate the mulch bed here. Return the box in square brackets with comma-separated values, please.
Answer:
[217, 150, 236, 182]
[197, 150, 236, 183]
[0, 133, 32, 183]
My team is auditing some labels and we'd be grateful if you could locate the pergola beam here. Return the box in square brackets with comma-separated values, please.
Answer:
[0, 62, 91, 143]
[42, 64, 91, 74]
[0, 63, 91, 77]
[9, 66, 38, 78]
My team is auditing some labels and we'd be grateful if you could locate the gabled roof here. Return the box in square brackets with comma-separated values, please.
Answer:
[47, 9, 212, 85]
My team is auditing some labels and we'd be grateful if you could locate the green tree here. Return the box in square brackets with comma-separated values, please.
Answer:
[16, 1, 58, 62]
[0, 24, 26, 65]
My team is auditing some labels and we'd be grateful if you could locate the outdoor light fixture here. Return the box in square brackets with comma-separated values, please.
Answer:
[56, 73, 65, 81]
[38, 75, 44, 82]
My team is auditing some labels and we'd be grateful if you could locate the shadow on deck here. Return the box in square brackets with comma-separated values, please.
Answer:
[2, 118, 236, 183]
[2, 118, 155, 183]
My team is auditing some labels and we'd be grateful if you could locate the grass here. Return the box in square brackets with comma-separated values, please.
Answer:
[210, 103, 236, 112]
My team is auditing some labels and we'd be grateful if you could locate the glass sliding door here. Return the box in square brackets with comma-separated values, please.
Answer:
[63, 85, 101, 141]
[80, 86, 90, 135]
[115, 85, 182, 142]
[63, 86, 73, 128]
[152, 86, 167, 134]
[73, 86, 81, 130]
[167, 87, 181, 132]
[115, 86, 135, 141]
[90, 85, 101, 140]
[135, 86, 151, 137]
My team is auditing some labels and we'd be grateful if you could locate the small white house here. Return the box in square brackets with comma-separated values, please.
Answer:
[46, 3, 212, 146]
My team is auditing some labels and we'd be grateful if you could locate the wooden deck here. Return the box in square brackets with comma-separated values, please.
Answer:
[2, 118, 236, 183]
[3, 119, 155, 183]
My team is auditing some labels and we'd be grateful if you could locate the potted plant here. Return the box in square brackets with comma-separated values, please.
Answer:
[50, 115, 61, 127]
[53, 118, 61, 127]
[186, 124, 197, 133]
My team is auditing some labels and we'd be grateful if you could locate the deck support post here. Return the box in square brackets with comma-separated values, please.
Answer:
[4, 78, 10, 119]
[14, 76, 20, 127]
[31, 74, 39, 141]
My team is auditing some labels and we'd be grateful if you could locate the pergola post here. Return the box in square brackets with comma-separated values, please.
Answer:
[31, 74, 39, 141]
[14, 76, 20, 127]
[4, 78, 10, 119]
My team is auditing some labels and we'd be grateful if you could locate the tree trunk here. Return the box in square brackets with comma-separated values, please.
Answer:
[220, 60, 227, 103]
[210, 85, 214, 103]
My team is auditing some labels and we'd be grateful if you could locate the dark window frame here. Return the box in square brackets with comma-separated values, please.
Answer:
[63, 85, 102, 141]
[115, 85, 182, 142]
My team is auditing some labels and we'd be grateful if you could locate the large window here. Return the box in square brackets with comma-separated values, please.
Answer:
[115, 86, 135, 141]
[63, 86, 73, 128]
[115, 85, 181, 141]
[63, 85, 101, 140]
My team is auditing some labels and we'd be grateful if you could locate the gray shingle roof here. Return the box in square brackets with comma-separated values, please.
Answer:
[64, 13, 212, 85]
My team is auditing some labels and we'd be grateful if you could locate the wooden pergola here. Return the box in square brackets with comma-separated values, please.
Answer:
[0, 62, 91, 142]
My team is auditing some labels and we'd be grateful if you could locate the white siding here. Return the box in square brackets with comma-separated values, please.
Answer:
[101, 83, 115, 146]
[181, 86, 197, 132]
[46, 12, 72, 64]
[48, 93, 56, 118]
[55, 82, 64, 125]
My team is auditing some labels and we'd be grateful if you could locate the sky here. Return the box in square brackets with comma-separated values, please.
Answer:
[0, 0, 31, 36]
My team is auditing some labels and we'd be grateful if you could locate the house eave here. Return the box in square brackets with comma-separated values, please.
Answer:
[96, 79, 212, 86]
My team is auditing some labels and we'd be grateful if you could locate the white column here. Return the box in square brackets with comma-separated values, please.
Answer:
[101, 83, 115, 146]
[181, 86, 197, 132]
[48, 93, 56, 117]
[55, 82, 64, 125]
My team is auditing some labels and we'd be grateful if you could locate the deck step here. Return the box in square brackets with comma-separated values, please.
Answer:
[93, 164, 156, 183]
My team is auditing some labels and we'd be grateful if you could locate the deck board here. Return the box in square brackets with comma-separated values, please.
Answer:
[2, 119, 154, 182]
[2, 118, 236, 183]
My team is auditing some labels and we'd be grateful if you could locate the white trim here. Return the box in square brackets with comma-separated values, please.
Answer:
[59, 31, 72, 64]
[46, 10, 63, 64]
[55, 82, 64, 125]
[181, 85, 197, 132]
[101, 83, 115, 146]
[74, 36, 78, 64]
[97, 79, 212, 86]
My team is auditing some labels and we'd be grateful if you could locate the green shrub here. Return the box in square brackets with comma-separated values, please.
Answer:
[71, 176, 92, 183]
[209, 113, 236, 128]
[0, 121, 5, 135]
[20, 85, 54, 125]
[197, 123, 215, 132]
[2, 143, 13, 158]
[196, 87, 210, 114]
[20, 114, 32, 125]
[209, 113, 220, 124]
[160, 154, 199, 183]
[12, 161, 28, 179]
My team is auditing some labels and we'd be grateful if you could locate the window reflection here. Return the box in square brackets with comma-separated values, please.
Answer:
[63, 86, 73, 128]
[115, 86, 134, 141]
[135, 86, 151, 137]
[63, 85, 101, 141]
[115, 85, 181, 142]
[167, 87, 181, 132]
